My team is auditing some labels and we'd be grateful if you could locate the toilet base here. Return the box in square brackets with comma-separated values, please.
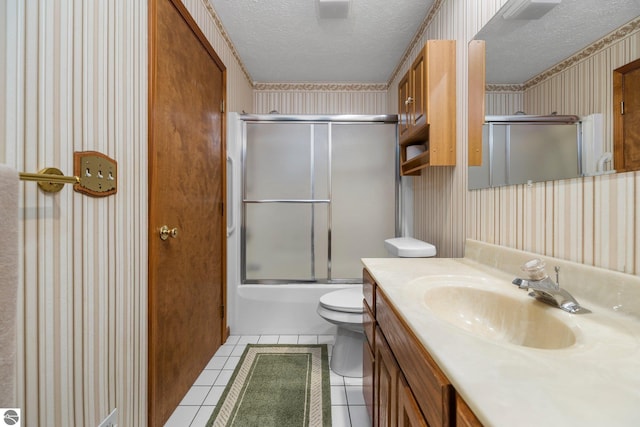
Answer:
[330, 327, 365, 377]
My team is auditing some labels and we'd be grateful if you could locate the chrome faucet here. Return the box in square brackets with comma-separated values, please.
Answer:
[512, 259, 590, 314]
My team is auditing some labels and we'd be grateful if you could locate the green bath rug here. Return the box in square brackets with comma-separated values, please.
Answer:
[206, 344, 332, 427]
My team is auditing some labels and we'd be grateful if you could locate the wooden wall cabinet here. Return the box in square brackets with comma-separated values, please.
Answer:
[363, 268, 483, 427]
[398, 40, 457, 175]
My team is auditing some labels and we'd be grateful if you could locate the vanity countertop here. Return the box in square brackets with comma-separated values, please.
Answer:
[362, 253, 640, 427]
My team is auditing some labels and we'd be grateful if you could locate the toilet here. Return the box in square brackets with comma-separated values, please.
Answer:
[317, 287, 365, 377]
[317, 237, 436, 377]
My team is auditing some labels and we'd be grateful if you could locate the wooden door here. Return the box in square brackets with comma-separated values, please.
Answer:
[410, 48, 426, 128]
[614, 58, 640, 172]
[148, 0, 227, 426]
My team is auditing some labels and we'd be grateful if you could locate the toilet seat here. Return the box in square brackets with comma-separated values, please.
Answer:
[319, 287, 364, 313]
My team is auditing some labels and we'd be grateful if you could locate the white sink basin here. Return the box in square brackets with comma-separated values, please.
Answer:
[406, 275, 577, 349]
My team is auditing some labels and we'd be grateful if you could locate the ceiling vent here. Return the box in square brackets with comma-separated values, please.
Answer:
[502, 0, 561, 20]
[317, 0, 351, 19]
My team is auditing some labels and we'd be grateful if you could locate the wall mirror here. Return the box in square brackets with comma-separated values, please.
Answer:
[468, 0, 640, 190]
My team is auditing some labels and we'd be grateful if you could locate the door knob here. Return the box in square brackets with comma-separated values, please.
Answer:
[159, 225, 179, 240]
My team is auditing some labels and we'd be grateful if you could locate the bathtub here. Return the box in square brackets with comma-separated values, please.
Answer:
[228, 283, 355, 335]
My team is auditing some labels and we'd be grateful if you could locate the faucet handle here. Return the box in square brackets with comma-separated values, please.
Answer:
[521, 258, 548, 281]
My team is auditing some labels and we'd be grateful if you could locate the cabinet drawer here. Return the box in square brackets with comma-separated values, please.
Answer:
[376, 290, 454, 427]
[363, 268, 376, 314]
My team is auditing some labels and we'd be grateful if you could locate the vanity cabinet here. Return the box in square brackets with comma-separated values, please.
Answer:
[363, 268, 483, 427]
[398, 40, 456, 176]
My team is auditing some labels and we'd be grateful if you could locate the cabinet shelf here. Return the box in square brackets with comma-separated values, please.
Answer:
[400, 123, 430, 146]
[399, 126, 430, 175]
[401, 150, 430, 176]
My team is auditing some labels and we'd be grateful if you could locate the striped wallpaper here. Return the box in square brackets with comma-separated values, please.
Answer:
[253, 88, 389, 115]
[1, 0, 252, 426]
[3, 0, 640, 425]
[3, 1, 149, 426]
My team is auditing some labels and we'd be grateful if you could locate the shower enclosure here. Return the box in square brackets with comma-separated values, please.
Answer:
[240, 114, 399, 284]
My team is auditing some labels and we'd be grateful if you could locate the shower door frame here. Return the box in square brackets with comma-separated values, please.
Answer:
[240, 114, 400, 285]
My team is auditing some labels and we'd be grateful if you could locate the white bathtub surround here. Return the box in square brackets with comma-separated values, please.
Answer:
[362, 239, 640, 427]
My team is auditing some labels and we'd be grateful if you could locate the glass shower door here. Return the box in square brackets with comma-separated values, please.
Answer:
[330, 123, 396, 279]
[241, 117, 397, 284]
[243, 122, 329, 282]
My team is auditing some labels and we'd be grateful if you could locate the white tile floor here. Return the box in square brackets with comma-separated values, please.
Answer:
[164, 334, 372, 427]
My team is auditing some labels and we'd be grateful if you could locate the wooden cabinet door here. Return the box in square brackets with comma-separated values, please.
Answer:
[398, 375, 428, 427]
[375, 327, 399, 427]
[364, 341, 375, 424]
[398, 71, 412, 138]
[410, 49, 426, 128]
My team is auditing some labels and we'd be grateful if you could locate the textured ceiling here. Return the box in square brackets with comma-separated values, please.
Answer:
[476, 0, 640, 84]
[208, 0, 435, 84]
[209, 0, 640, 86]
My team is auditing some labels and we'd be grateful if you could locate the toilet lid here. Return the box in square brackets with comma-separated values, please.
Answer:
[319, 287, 364, 313]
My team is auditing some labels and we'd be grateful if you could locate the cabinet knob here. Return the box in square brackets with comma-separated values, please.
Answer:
[405, 97, 414, 105]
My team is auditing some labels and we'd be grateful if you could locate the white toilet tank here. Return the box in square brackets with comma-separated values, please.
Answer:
[384, 237, 436, 257]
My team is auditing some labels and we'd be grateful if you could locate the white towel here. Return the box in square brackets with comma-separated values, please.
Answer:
[0, 164, 18, 407]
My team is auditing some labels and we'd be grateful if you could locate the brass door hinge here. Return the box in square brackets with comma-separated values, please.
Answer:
[220, 305, 225, 318]
[220, 100, 225, 113]
[621, 101, 625, 115]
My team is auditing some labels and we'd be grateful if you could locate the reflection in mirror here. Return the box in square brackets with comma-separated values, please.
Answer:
[468, 114, 616, 190]
[468, 0, 640, 187]
[476, 0, 640, 86]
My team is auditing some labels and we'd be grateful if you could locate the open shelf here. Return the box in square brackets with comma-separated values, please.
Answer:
[401, 150, 430, 176]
